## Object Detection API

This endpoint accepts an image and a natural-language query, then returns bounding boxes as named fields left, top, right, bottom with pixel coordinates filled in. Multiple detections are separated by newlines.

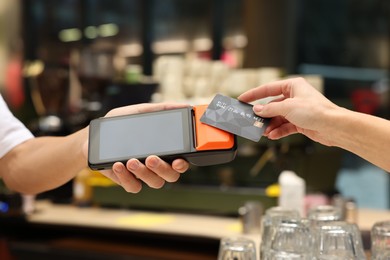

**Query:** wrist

left=324, top=106, right=362, bottom=149
left=320, top=106, right=351, bottom=147
left=70, top=127, right=89, bottom=169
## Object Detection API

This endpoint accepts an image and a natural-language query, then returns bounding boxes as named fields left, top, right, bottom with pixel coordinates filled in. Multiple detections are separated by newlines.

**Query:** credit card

left=200, top=94, right=269, bottom=142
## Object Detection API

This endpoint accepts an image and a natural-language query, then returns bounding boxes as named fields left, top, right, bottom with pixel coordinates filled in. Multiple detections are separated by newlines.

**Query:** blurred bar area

left=1, top=0, right=390, bottom=259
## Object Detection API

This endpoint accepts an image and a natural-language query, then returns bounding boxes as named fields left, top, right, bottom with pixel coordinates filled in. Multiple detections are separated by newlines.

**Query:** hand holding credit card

left=200, top=94, right=269, bottom=142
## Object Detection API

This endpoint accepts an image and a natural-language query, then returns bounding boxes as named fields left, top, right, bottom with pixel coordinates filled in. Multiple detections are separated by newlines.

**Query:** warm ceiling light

left=98, top=23, right=119, bottom=37
left=59, top=28, right=82, bottom=42
left=85, top=26, right=98, bottom=39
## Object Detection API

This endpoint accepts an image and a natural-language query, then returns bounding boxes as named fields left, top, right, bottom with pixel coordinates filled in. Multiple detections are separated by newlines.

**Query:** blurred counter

left=356, top=208, right=390, bottom=231
left=0, top=200, right=242, bottom=260
left=27, top=200, right=390, bottom=233
left=1, top=200, right=389, bottom=259
left=28, top=200, right=242, bottom=240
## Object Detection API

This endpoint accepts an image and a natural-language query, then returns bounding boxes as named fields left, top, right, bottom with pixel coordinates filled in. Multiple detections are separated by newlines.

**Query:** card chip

left=253, top=121, right=264, bottom=128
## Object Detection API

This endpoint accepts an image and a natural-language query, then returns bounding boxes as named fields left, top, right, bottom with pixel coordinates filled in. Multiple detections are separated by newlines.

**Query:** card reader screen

left=98, top=110, right=187, bottom=160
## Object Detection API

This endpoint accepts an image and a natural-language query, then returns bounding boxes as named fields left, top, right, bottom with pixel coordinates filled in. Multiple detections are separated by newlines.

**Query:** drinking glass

left=268, top=219, right=312, bottom=260
left=312, top=221, right=366, bottom=260
left=260, top=207, right=300, bottom=259
left=307, top=205, right=341, bottom=224
left=371, top=220, right=390, bottom=260
left=218, top=237, right=256, bottom=260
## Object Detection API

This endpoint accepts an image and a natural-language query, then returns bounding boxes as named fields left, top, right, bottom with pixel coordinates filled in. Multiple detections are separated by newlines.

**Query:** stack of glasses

left=259, top=205, right=366, bottom=259
left=218, top=205, right=390, bottom=260
left=218, top=205, right=390, bottom=259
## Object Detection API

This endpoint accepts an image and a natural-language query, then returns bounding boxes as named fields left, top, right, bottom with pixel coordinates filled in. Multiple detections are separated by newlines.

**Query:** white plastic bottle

left=278, top=170, right=306, bottom=217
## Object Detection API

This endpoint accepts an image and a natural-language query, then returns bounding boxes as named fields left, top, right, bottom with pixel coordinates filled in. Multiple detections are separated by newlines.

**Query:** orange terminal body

left=193, top=105, right=235, bottom=151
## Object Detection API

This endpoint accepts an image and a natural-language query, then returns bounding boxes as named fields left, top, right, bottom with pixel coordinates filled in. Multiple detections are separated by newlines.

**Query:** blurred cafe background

left=0, top=0, right=390, bottom=259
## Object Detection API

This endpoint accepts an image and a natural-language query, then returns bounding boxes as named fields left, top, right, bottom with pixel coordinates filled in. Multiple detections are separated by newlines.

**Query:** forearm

left=0, top=127, right=89, bottom=194
left=328, top=107, right=390, bottom=172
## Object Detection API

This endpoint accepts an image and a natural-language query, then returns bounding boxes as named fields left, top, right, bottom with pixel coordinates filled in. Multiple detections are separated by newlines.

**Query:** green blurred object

left=92, top=185, right=276, bottom=216
left=124, top=65, right=142, bottom=84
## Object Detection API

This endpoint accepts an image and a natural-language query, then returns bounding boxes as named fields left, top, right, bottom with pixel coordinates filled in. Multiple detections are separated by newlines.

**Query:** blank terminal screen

left=99, top=111, right=186, bottom=160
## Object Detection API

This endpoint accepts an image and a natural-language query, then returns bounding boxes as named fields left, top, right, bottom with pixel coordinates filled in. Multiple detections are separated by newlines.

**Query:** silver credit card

left=200, top=94, right=269, bottom=142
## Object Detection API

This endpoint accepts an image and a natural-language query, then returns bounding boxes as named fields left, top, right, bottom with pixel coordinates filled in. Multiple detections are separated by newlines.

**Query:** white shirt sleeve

left=0, top=94, right=34, bottom=158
